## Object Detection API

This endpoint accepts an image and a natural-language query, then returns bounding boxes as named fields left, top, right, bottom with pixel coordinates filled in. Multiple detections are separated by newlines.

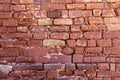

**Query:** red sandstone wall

left=0, top=0, right=120, bottom=80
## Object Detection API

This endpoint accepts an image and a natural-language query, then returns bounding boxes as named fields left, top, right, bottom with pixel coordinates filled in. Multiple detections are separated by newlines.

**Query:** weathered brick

left=113, top=39, right=120, bottom=46
left=69, top=10, right=92, bottom=18
left=67, top=40, right=76, bottom=47
left=59, top=69, right=73, bottom=76
left=50, top=26, right=69, bottom=32
left=67, top=4, right=85, bottom=10
left=16, top=56, right=34, bottom=63
left=48, top=47, right=61, bottom=53
left=14, top=33, right=32, bottom=39
left=75, top=0, right=102, bottom=2
left=103, top=32, right=120, bottom=39
left=27, top=40, right=42, bottom=46
left=38, top=18, right=52, bottom=25
left=0, top=0, right=11, bottom=3
left=87, top=3, right=104, bottom=9
left=30, top=26, right=48, bottom=33
left=81, top=25, right=106, bottom=31
left=12, top=5, right=26, bottom=11
left=27, top=4, right=40, bottom=10
left=62, top=47, right=73, bottom=55
left=106, top=24, right=120, bottom=31
left=51, top=0, right=72, bottom=4
left=17, top=26, right=28, bottom=32
left=75, top=47, right=84, bottom=54
left=61, top=10, right=68, bottom=18
left=88, top=40, right=96, bottom=47
left=89, top=17, right=103, bottom=24
left=85, top=47, right=102, bottom=54
left=19, top=19, right=37, bottom=26
left=33, top=32, right=47, bottom=39
left=116, top=8, right=120, bottom=16
left=74, top=70, right=85, bottom=76
left=102, top=9, right=116, bottom=17
left=3, top=19, right=18, bottom=27
left=71, top=25, right=81, bottom=32
left=104, top=18, right=120, bottom=24
left=73, top=54, right=83, bottom=63
left=34, top=10, right=47, bottom=18
left=65, top=63, right=76, bottom=70
left=51, top=33, right=69, bottom=40
left=74, top=18, right=84, bottom=24
left=50, top=4, right=65, bottom=10
left=48, top=10, right=61, bottom=18
left=106, top=0, right=120, bottom=2
left=19, top=12, right=33, bottom=19
left=50, top=55, right=71, bottom=63
left=93, top=9, right=102, bottom=16
left=54, top=19, right=73, bottom=25
left=0, top=12, right=12, bottom=18
left=0, top=4, right=11, bottom=12
left=84, top=32, right=102, bottom=39
left=97, top=39, right=112, bottom=47
left=91, top=56, right=106, bottom=62
left=104, top=47, right=120, bottom=55
left=98, top=63, right=109, bottom=71
left=47, top=70, right=59, bottom=78
left=76, top=39, right=87, bottom=47
left=70, top=33, right=83, bottom=39
left=20, top=0, right=34, bottom=4
left=43, top=39, right=65, bottom=47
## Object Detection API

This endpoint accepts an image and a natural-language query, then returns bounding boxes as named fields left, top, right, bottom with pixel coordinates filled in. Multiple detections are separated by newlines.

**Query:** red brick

left=61, top=10, right=68, bottom=18
left=106, top=24, right=120, bottom=31
left=16, top=56, right=34, bottom=63
left=34, top=10, right=47, bottom=18
left=67, top=4, right=85, bottom=10
left=19, top=12, right=33, bottom=19
left=50, top=26, right=69, bottom=32
left=81, top=25, right=106, bottom=31
left=97, top=39, right=112, bottom=47
left=104, top=18, right=120, bottom=24
left=48, top=47, right=61, bottom=53
left=109, top=3, right=120, bottom=8
left=51, top=33, right=69, bottom=40
left=0, top=12, right=12, bottom=18
left=74, top=18, right=84, bottom=25
left=14, top=33, right=32, bottom=39
left=75, top=0, right=102, bottom=2
left=113, top=39, right=120, bottom=46
left=102, top=9, right=116, bottom=17
left=17, top=26, right=28, bottom=32
left=114, top=78, right=120, bottom=80
left=51, top=0, right=72, bottom=4
left=88, top=40, right=96, bottom=47
left=84, top=57, right=91, bottom=62
left=84, top=32, right=102, bottom=39
left=27, top=47, right=47, bottom=57
left=93, top=9, right=102, bottom=17
left=12, top=5, right=26, bottom=11
left=74, top=70, right=85, bottom=76
left=8, top=27, right=17, bottom=33
left=30, top=26, right=48, bottom=33
left=27, top=40, right=42, bottom=46
left=89, top=17, right=103, bottom=24
left=91, top=56, right=106, bottom=62
left=3, top=19, right=18, bottom=27
left=70, top=32, right=83, bottom=39
left=0, top=4, right=11, bottom=11
left=65, top=63, right=76, bottom=70
left=69, top=10, right=92, bottom=18
left=107, top=58, right=120, bottom=63
left=11, top=0, right=19, bottom=4
left=50, top=4, right=65, bottom=10
left=71, top=25, right=81, bottom=32
left=37, top=71, right=46, bottom=78
left=33, top=32, right=47, bottom=39
left=44, top=63, right=65, bottom=70
left=47, top=70, right=59, bottom=78
left=0, top=27, right=7, bottom=33
left=104, top=47, right=120, bottom=55
left=34, top=57, right=50, bottom=63
left=106, top=0, right=120, bottom=2
left=60, top=69, right=73, bottom=76
left=50, top=55, right=71, bottom=63
left=54, top=19, right=73, bottom=25
left=38, top=18, right=52, bottom=26
left=67, top=40, right=76, bottom=47
left=62, top=47, right=73, bottom=55
left=87, top=3, right=104, bottom=9
left=85, top=47, right=102, bottom=54
left=76, top=39, right=87, bottom=47
left=103, top=32, right=120, bottom=39
left=73, top=54, right=83, bottom=63
left=75, top=47, right=84, bottom=54
left=20, top=0, right=34, bottom=4
left=93, top=78, right=102, bottom=80
left=98, top=63, right=109, bottom=71
left=48, top=10, right=61, bottom=18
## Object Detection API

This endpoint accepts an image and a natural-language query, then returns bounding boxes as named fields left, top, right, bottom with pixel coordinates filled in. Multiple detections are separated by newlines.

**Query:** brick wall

left=0, top=0, right=120, bottom=80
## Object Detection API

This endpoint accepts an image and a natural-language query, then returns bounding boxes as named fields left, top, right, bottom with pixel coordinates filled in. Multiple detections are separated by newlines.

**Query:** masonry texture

left=0, top=0, right=120, bottom=80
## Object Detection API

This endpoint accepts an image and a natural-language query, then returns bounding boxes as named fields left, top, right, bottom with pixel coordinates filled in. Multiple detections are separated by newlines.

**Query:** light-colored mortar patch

left=0, top=65, right=13, bottom=74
